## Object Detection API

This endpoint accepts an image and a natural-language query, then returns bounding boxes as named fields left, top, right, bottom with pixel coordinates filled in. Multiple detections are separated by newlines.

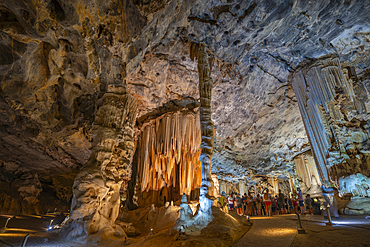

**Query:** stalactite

left=136, top=110, right=202, bottom=205
left=190, top=41, right=215, bottom=220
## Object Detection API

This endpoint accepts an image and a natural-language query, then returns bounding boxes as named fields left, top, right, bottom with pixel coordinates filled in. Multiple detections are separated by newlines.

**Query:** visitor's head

left=297, top=187, right=300, bottom=191
left=279, top=189, right=281, bottom=193
left=306, top=194, right=310, bottom=198
left=265, top=188, right=269, bottom=193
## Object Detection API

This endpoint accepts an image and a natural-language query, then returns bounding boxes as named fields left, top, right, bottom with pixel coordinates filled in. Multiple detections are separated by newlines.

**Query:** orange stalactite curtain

left=137, top=110, right=202, bottom=196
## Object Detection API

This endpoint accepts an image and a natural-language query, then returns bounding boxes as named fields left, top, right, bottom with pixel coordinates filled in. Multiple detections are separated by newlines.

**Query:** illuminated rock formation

left=64, top=91, right=138, bottom=241
left=293, top=57, right=370, bottom=181
left=294, top=151, right=322, bottom=191
left=293, top=56, right=370, bottom=213
left=136, top=110, right=202, bottom=206
left=190, top=41, right=215, bottom=222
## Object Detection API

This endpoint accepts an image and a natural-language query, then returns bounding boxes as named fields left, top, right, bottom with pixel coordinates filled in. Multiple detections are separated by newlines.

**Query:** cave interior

left=1, top=0, right=370, bottom=246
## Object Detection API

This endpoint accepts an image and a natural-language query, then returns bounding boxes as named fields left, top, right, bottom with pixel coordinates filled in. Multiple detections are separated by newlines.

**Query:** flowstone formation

left=294, top=151, right=322, bottom=191
left=293, top=56, right=370, bottom=213
left=62, top=91, right=138, bottom=242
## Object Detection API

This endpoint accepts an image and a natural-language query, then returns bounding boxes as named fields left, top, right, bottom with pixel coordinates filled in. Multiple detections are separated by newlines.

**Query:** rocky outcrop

left=63, top=91, right=137, bottom=241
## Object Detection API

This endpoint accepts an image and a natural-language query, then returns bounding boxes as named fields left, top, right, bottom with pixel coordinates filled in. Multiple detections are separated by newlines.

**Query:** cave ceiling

left=1, top=0, right=370, bottom=183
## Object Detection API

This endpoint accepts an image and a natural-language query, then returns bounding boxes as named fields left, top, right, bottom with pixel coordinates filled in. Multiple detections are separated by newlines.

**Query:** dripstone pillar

left=190, top=42, right=215, bottom=221
left=63, top=89, right=137, bottom=241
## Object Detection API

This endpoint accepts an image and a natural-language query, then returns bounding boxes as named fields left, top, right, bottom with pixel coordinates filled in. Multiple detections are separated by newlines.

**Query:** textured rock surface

left=1, top=0, right=370, bottom=215
left=190, top=41, right=215, bottom=221
left=62, top=91, right=137, bottom=241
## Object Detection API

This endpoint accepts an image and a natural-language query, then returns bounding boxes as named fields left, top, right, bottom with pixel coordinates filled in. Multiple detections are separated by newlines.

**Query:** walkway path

left=232, top=215, right=297, bottom=247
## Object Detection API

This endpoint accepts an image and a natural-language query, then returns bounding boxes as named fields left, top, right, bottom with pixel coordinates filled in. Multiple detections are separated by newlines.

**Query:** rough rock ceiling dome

left=1, top=0, right=370, bottom=189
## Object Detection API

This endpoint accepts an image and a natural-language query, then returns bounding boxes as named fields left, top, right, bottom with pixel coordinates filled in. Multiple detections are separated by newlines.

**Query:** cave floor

left=232, top=214, right=297, bottom=247
left=233, top=214, right=370, bottom=247
left=0, top=214, right=69, bottom=247
left=0, top=214, right=369, bottom=247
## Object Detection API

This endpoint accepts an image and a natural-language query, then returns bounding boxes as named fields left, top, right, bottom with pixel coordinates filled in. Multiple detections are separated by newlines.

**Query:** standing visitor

left=235, top=194, right=242, bottom=215
left=263, top=189, right=272, bottom=217
left=256, top=194, right=262, bottom=215
left=261, top=196, right=266, bottom=216
left=292, top=196, right=299, bottom=213
left=219, top=191, right=227, bottom=212
left=242, top=193, right=248, bottom=215
left=305, top=194, right=313, bottom=215
left=278, top=189, right=285, bottom=214
left=288, top=196, right=293, bottom=213
left=252, top=196, right=257, bottom=215
left=297, top=188, right=305, bottom=215
left=228, top=194, right=234, bottom=211
left=271, top=195, right=277, bottom=215
left=247, top=196, right=254, bottom=215
left=284, top=196, right=289, bottom=214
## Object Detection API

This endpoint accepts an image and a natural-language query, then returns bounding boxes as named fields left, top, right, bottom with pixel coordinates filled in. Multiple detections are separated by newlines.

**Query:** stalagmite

left=61, top=90, right=138, bottom=241
left=190, top=41, right=215, bottom=222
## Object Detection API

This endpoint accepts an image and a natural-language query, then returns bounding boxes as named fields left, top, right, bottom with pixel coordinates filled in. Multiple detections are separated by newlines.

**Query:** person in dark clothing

left=278, top=189, right=285, bottom=214
left=261, top=197, right=266, bottom=216
left=305, top=194, right=313, bottom=215
left=271, top=196, right=277, bottom=215
left=242, top=193, right=248, bottom=215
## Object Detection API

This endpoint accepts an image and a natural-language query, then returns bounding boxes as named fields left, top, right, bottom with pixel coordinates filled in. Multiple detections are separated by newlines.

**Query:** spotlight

left=48, top=219, right=54, bottom=231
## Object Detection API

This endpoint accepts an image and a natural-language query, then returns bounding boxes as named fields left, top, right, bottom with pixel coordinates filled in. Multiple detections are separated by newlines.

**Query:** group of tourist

left=218, top=187, right=321, bottom=217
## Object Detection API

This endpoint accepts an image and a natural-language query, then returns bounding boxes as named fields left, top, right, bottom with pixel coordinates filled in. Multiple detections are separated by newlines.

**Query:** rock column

left=190, top=42, right=214, bottom=219
left=65, top=90, right=137, bottom=240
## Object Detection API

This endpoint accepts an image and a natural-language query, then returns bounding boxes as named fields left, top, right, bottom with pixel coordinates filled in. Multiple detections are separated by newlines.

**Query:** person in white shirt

left=227, top=194, right=234, bottom=211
